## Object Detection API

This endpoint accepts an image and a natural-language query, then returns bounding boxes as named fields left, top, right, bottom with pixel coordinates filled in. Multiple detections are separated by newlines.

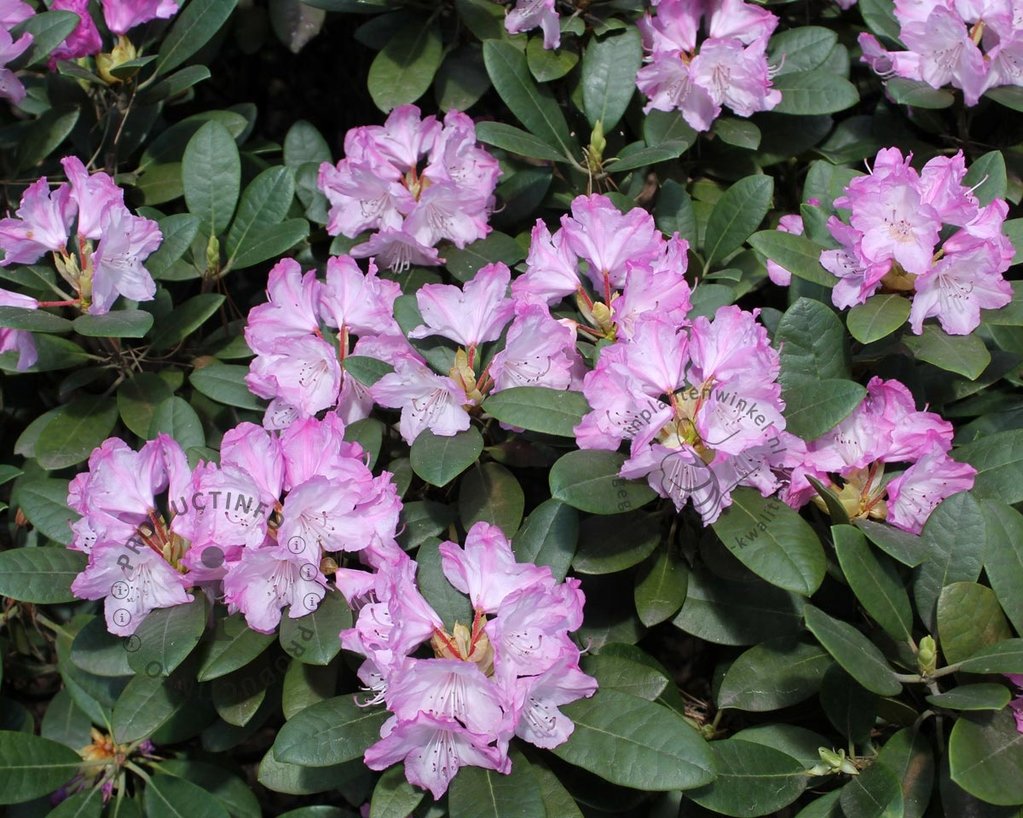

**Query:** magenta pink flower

left=320, top=255, right=401, bottom=338
left=0, top=25, right=32, bottom=105
left=886, top=451, right=976, bottom=533
left=0, top=0, right=32, bottom=27
left=371, top=358, right=473, bottom=444
left=488, top=302, right=582, bottom=392
left=49, top=0, right=103, bottom=65
left=0, top=178, right=75, bottom=265
left=101, top=0, right=179, bottom=35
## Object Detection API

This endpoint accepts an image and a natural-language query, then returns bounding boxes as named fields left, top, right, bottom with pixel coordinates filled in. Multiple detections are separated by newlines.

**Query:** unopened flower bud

left=97, top=35, right=138, bottom=85
left=918, top=635, right=937, bottom=676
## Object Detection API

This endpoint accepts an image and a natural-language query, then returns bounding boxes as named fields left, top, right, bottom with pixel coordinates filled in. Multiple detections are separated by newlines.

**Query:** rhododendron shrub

left=2, top=0, right=1023, bottom=815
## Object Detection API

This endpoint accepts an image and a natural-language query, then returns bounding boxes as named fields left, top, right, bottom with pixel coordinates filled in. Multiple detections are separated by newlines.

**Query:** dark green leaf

left=183, top=121, right=241, bottom=238
left=688, top=739, right=808, bottom=817
left=904, top=327, right=991, bottom=380
left=511, top=499, right=578, bottom=581
left=157, top=0, right=240, bottom=75
left=190, top=364, right=264, bottom=411
left=0, top=732, right=84, bottom=806
left=948, top=711, right=1023, bottom=806
left=981, top=500, right=1023, bottom=633
left=280, top=592, right=352, bottom=665
left=717, top=636, right=832, bottom=711
left=0, top=547, right=85, bottom=603
left=634, top=547, right=688, bottom=626
left=937, top=582, right=1012, bottom=665
left=703, top=175, right=773, bottom=268
left=448, top=752, right=546, bottom=818
left=482, top=387, right=589, bottom=437
left=272, top=696, right=389, bottom=766
left=847, top=295, right=911, bottom=344
left=197, top=614, right=275, bottom=682
left=127, top=596, right=207, bottom=677
left=367, top=19, right=443, bottom=113
left=926, top=684, right=1012, bottom=712
left=459, top=462, right=525, bottom=536
left=772, top=69, right=859, bottom=115
left=410, top=427, right=484, bottom=487
left=549, top=450, right=656, bottom=515
left=580, top=28, right=641, bottom=132
left=35, top=396, right=119, bottom=471
left=833, top=525, right=912, bottom=642
left=804, top=605, right=902, bottom=696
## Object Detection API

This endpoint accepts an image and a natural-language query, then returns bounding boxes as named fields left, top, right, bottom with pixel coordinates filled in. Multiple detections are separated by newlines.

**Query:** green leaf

left=127, top=596, right=207, bottom=677
left=912, top=492, right=984, bottom=631
left=144, top=775, right=231, bottom=818
left=712, top=118, right=761, bottom=150
left=482, top=387, right=590, bottom=437
left=46, top=788, right=103, bottom=818
left=137, top=65, right=212, bottom=104
left=0, top=547, right=86, bottom=603
left=157, top=0, right=240, bottom=76
left=937, top=582, right=1012, bottom=665
left=769, top=27, right=839, bottom=76
left=580, top=28, right=641, bottom=132
left=688, top=739, right=808, bottom=817
left=553, top=689, right=715, bottom=791
left=963, top=151, right=1007, bottom=206
left=416, top=538, right=473, bottom=627
left=533, top=763, right=583, bottom=818
left=410, top=427, right=484, bottom=487
left=549, top=450, right=656, bottom=515
left=731, top=724, right=831, bottom=769
left=212, top=659, right=270, bottom=727
left=342, top=356, right=393, bottom=387
left=840, top=761, right=904, bottom=818
left=904, top=326, right=991, bottom=380
left=981, top=500, right=1023, bottom=633
left=11, top=11, right=80, bottom=68
left=112, top=672, right=190, bottom=743
left=449, top=753, right=546, bottom=818
left=436, top=45, right=491, bottom=112
left=183, top=121, right=241, bottom=238
left=471, top=121, right=568, bottom=162
left=886, top=77, right=955, bottom=109
left=16, top=106, right=79, bottom=173
left=776, top=298, right=849, bottom=387
left=526, top=37, right=578, bottom=83
left=804, top=604, right=902, bottom=696
left=673, top=568, right=806, bottom=646
left=396, top=501, right=456, bottom=550
left=197, top=614, right=275, bottom=682
left=454, top=0, right=505, bottom=40
left=282, top=660, right=337, bottom=721
left=511, top=499, right=578, bottom=582
left=228, top=219, right=309, bottom=269
left=72, top=310, right=153, bottom=338
left=369, top=765, right=424, bottom=818
left=70, top=616, right=132, bottom=677
left=0, top=732, right=84, bottom=805
left=772, top=69, right=859, bottom=115
left=117, top=374, right=174, bottom=437
left=459, top=462, right=525, bottom=536
left=717, top=635, right=832, bottom=712
left=634, top=547, right=688, bottom=627
left=927, top=684, right=1012, bottom=712
left=875, top=727, right=934, bottom=818
left=847, top=295, right=911, bottom=343
left=149, top=397, right=205, bottom=450
left=149, top=293, right=225, bottom=352
left=443, top=232, right=526, bottom=282
left=0, top=306, right=72, bottom=333
left=703, top=175, right=774, bottom=268
left=749, top=230, right=834, bottom=288
left=986, top=85, right=1023, bottom=113
left=35, top=396, right=119, bottom=471
left=712, top=489, right=826, bottom=596
left=955, top=430, right=1023, bottom=504
left=190, top=364, right=265, bottom=411
left=949, top=710, right=1023, bottom=806
left=256, top=750, right=362, bottom=796
left=580, top=652, right=668, bottom=701
left=783, top=379, right=865, bottom=439
left=958, top=639, right=1023, bottom=674
left=833, top=525, right=912, bottom=642
left=855, top=518, right=927, bottom=567
left=272, top=696, right=389, bottom=766
left=820, top=665, right=879, bottom=743
left=367, top=18, right=443, bottom=113
left=483, top=39, right=575, bottom=160
left=607, top=142, right=691, bottom=173
left=12, top=478, right=75, bottom=544
left=279, top=592, right=351, bottom=666
left=574, top=511, right=661, bottom=575
left=226, top=166, right=296, bottom=263
left=155, top=759, right=262, bottom=818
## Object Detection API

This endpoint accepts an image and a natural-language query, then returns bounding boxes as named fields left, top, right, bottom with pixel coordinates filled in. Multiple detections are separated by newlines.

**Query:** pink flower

left=505, top=0, right=560, bottom=49
left=410, top=263, right=514, bottom=348
left=765, top=214, right=804, bottom=287
left=0, top=0, right=33, bottom=27
left=49, top=0, right=103, bottom=64
left=102, top=0, right=179, bottom=35
left=504, top=653, right=598, bottom=749
left=886, top=451, right=976, bottom=534
left=245, top=259, right=323, bottom=355
left=439, top=522, right=553, bottom=614
left=0, top=25, right=32, bottom=105
left=320, top=255, right=401, bottom=337
left=89, top=206, right=162, bottom=315
left=364, top=714, right=508, bottom=800
left=223, top=546, right=327, bottom=633
left=488, top=302, right=582, bottom=392
left=0, top=178, right=74, bottom=266
left=0, top=287, right=38, bottom=370
left=319, top=105, right=498, bottom=271
left=371, top=358, right=472, bottom=444
left=246, top=334, right=343, bottom=423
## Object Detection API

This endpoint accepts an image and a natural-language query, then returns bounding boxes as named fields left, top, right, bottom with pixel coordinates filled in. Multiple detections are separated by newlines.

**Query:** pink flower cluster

left=783, top=377, right=975, bottom=534
left=318, top=105, right=500, bottom=272
left=576, top=305, right=800, bottom=524
left=0, top=285, right=39, bottom=370
left=340, top=522, right=596, bottom=798
left=816, top=148, right=1013, bottom=334
left=0, top=0, right=33, bottom=105
left=245, top=253, right=583, bottom=444
left=504, top=0, right=560, bottom=49
left=859, top=0, right=1023, bottom=106
left=67, top=416, right=401, bottom=636
left=0, top=156, right=163, bottom=316
left=636, top=0, right=781, bottom=132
